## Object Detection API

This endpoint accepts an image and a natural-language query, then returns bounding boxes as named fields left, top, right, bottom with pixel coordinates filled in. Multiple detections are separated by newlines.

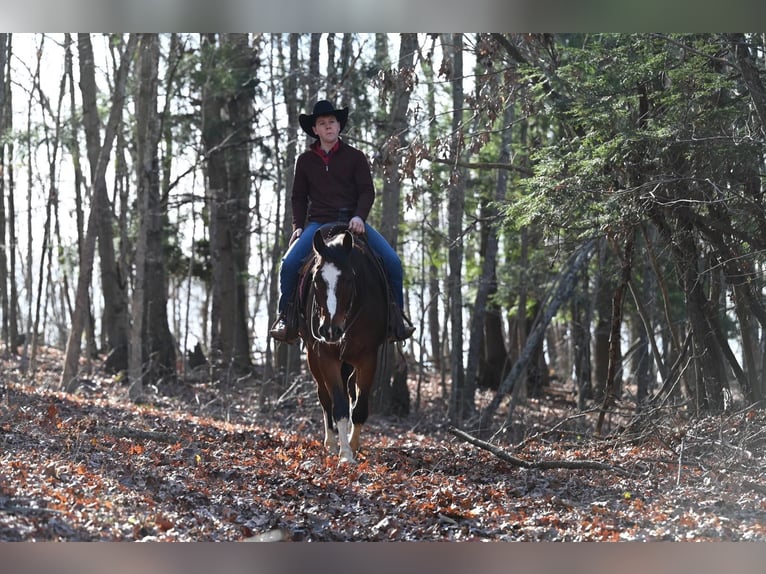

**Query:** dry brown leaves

left=1, top=347, right=764, bottom=541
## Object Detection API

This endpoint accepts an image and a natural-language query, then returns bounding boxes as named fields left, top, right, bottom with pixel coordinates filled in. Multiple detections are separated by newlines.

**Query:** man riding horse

left=269, top=99, right=414, bottom=345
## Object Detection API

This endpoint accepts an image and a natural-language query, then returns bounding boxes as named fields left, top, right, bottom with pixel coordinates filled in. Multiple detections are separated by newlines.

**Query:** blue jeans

left=278, top=222, right=404, bottom=312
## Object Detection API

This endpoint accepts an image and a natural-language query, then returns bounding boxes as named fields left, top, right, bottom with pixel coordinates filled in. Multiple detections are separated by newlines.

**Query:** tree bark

left=271, top=33, right=302, bottom=379
left=307, top=34, right=321, bottom=105
left=61, top=35, right=138, bottom=392
left=592, top=243, right=613, bottom=403
left=0, top=33, right=8, bottom=349
left=672, top=210, right=729, bottom=413
left=371, top=33, right=417, bottom=418
left=129, top=33, right=176, bottom=401
left=596, top=230, right=636, bottom=436
left=5, top=52, right=18, bottom=354
left=570, top=252, right=594, bottom=410
left=445, top=34, right=469, bottom=424
left=78, top=33, right=131, bottom=374
left=418, top=45, right=443, bottom=372
left=201, top=33, right=254, bottom=374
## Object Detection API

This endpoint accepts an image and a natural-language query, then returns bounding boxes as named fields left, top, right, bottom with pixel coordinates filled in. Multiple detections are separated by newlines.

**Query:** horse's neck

left=356, top=247, right=387, bottom=294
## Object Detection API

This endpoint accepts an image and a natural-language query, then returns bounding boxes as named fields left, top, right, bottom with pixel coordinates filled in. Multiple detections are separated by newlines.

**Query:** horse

left=297, top=224, right=389, bottom=463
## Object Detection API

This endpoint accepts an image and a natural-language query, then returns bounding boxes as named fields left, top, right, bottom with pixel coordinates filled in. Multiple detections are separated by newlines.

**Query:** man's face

left=312, top=114, right=340, bottom=144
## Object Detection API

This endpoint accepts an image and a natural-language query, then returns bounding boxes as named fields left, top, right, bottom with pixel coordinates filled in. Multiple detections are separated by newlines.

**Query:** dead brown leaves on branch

left=1, top=347, right=765, bottom=541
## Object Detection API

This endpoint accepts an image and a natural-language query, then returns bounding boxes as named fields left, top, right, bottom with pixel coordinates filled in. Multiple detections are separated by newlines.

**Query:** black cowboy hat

left=299, top=100, right=349, bottom=138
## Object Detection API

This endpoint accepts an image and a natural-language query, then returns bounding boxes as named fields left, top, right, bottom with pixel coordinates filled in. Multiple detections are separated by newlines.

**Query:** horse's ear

left=313, top=229, right=326, bottom=255
left=342, top=230, right=354, bottom=253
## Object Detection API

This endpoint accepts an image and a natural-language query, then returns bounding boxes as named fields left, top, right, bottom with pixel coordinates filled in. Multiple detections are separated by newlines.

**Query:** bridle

left=309, top=263, right=361, bottom=345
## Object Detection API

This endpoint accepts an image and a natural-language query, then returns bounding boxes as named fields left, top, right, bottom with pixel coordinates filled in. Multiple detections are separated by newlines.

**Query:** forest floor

left=1, top=346, right=765, bottom=542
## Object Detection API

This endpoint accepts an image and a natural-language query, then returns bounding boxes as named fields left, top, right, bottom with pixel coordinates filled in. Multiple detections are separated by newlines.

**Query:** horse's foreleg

left=309, top=352, right=354, bottom=463
left=318, top=385, right=338, bottom=451
left=349, top=358, right=376, bottom=453
left=330, top=384, right=355, bottom=463
left=335, top=418, right=354, bottom=463
left=308, top=352, right=338, bottom=451
left=322, top=405, right=338, bottom=451
left=342, top=363, right=362, bottom=452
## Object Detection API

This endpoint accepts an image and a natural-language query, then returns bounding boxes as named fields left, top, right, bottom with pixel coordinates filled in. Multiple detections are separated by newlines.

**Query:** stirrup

left=269, top=315, right=299, bottom=344
left=389, top=311, right=415, bottom=342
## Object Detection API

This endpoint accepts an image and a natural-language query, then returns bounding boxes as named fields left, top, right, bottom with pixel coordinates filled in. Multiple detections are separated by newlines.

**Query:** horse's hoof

left=338, top=452, right=356, bottom=464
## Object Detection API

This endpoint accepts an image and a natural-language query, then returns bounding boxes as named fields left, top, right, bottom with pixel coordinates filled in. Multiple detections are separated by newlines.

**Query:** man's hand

left=348, top=216, right=365, bottom=234
left=289, top=228, right=302, bottom=246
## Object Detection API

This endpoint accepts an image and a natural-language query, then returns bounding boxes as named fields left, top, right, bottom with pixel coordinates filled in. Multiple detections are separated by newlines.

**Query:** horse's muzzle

left=318, top=323, right=345, bottom=343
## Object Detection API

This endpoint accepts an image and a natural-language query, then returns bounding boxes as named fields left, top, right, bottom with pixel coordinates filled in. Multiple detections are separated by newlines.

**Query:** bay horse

left=297, top=224, right=389, bottom=463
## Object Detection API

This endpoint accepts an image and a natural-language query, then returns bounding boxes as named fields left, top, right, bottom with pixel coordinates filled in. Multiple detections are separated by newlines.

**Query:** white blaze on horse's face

left=321, top=262, right=342, bottom=320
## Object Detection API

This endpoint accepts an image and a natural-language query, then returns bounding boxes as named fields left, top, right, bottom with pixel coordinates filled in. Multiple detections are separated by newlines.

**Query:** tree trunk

left=30, top=45, right=67, bottom=376
left=466, top=101, right=513, bottom=396
left=307, top=34, right=321, bottom=104
left=445, top=34, right=469, bottom=424
left=338, top=34, right=354, bottom=106
left=271, top=33, right=302, bottom=379
left=371, top=33, right=417, bottom=418
left=0, top=33, right=8, bottom=350
left=570, top=262, right=593, bottom=409
left=673, top=212, right=728, bottom=413
left=479, top=239, right=597, bottom=435
left=1, top=36, right=18, bottom=354
left=686, top=210, right=766, bottom=403
left=62, top=34, right=97, bottom=360
left=595, top=230, right=636, bottom=435
left=201, top=33, right=254, bottom=374
left=592, top=242, right=613, bottom=403
left=642, top=223, right=688, bottom=400
left=325, top=34, right=338, bottom=101
left=78, top=33, right=131, bottom=374
left=21, top=40, right=42, bottom=365
left=61, top=35, right=138, bottom=392
left=129, top=33, right=176, bottom=400
left=419, top=45, right=442, bottom=372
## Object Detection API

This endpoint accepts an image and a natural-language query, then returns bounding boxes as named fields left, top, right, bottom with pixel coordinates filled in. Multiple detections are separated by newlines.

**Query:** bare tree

left=200, top=33, right=256, bottom=374
left=306, top=34, right=321, bottom=105
left=0, top=33, right=9, bottom=350
left=78, top=33, right=132, bottom=374
left=269, top=33, right=302, bottom=379
left=3, top=35, right=18, bottom=354
left=371, top=33, right=418, bottom=417
left=129, top=33, right=176, bottom=401
left=61, top=35, right=138, bottom=392
left=417, top=39, right=443, bottom=376
left=445, top=34, right=469, bottom=423
left=29, top=35, right=68, bottom=376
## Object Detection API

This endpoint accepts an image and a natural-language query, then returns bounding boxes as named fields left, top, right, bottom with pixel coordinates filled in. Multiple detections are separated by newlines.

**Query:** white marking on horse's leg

left=323, top=416, right=338, bottom=451
left=350, top=423, right=363, bottom=452
left=320, top=263, right=341, bottom=319
left=335, top=418, right=355, bottom=464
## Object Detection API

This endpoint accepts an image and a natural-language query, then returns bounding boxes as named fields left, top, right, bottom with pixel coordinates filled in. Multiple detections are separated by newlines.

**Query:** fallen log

left=448, top=426, right=633, bottom=477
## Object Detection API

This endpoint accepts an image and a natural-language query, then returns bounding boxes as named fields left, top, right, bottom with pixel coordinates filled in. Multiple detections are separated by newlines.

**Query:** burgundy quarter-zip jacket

left=290, top=139, right=375, bottom=232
